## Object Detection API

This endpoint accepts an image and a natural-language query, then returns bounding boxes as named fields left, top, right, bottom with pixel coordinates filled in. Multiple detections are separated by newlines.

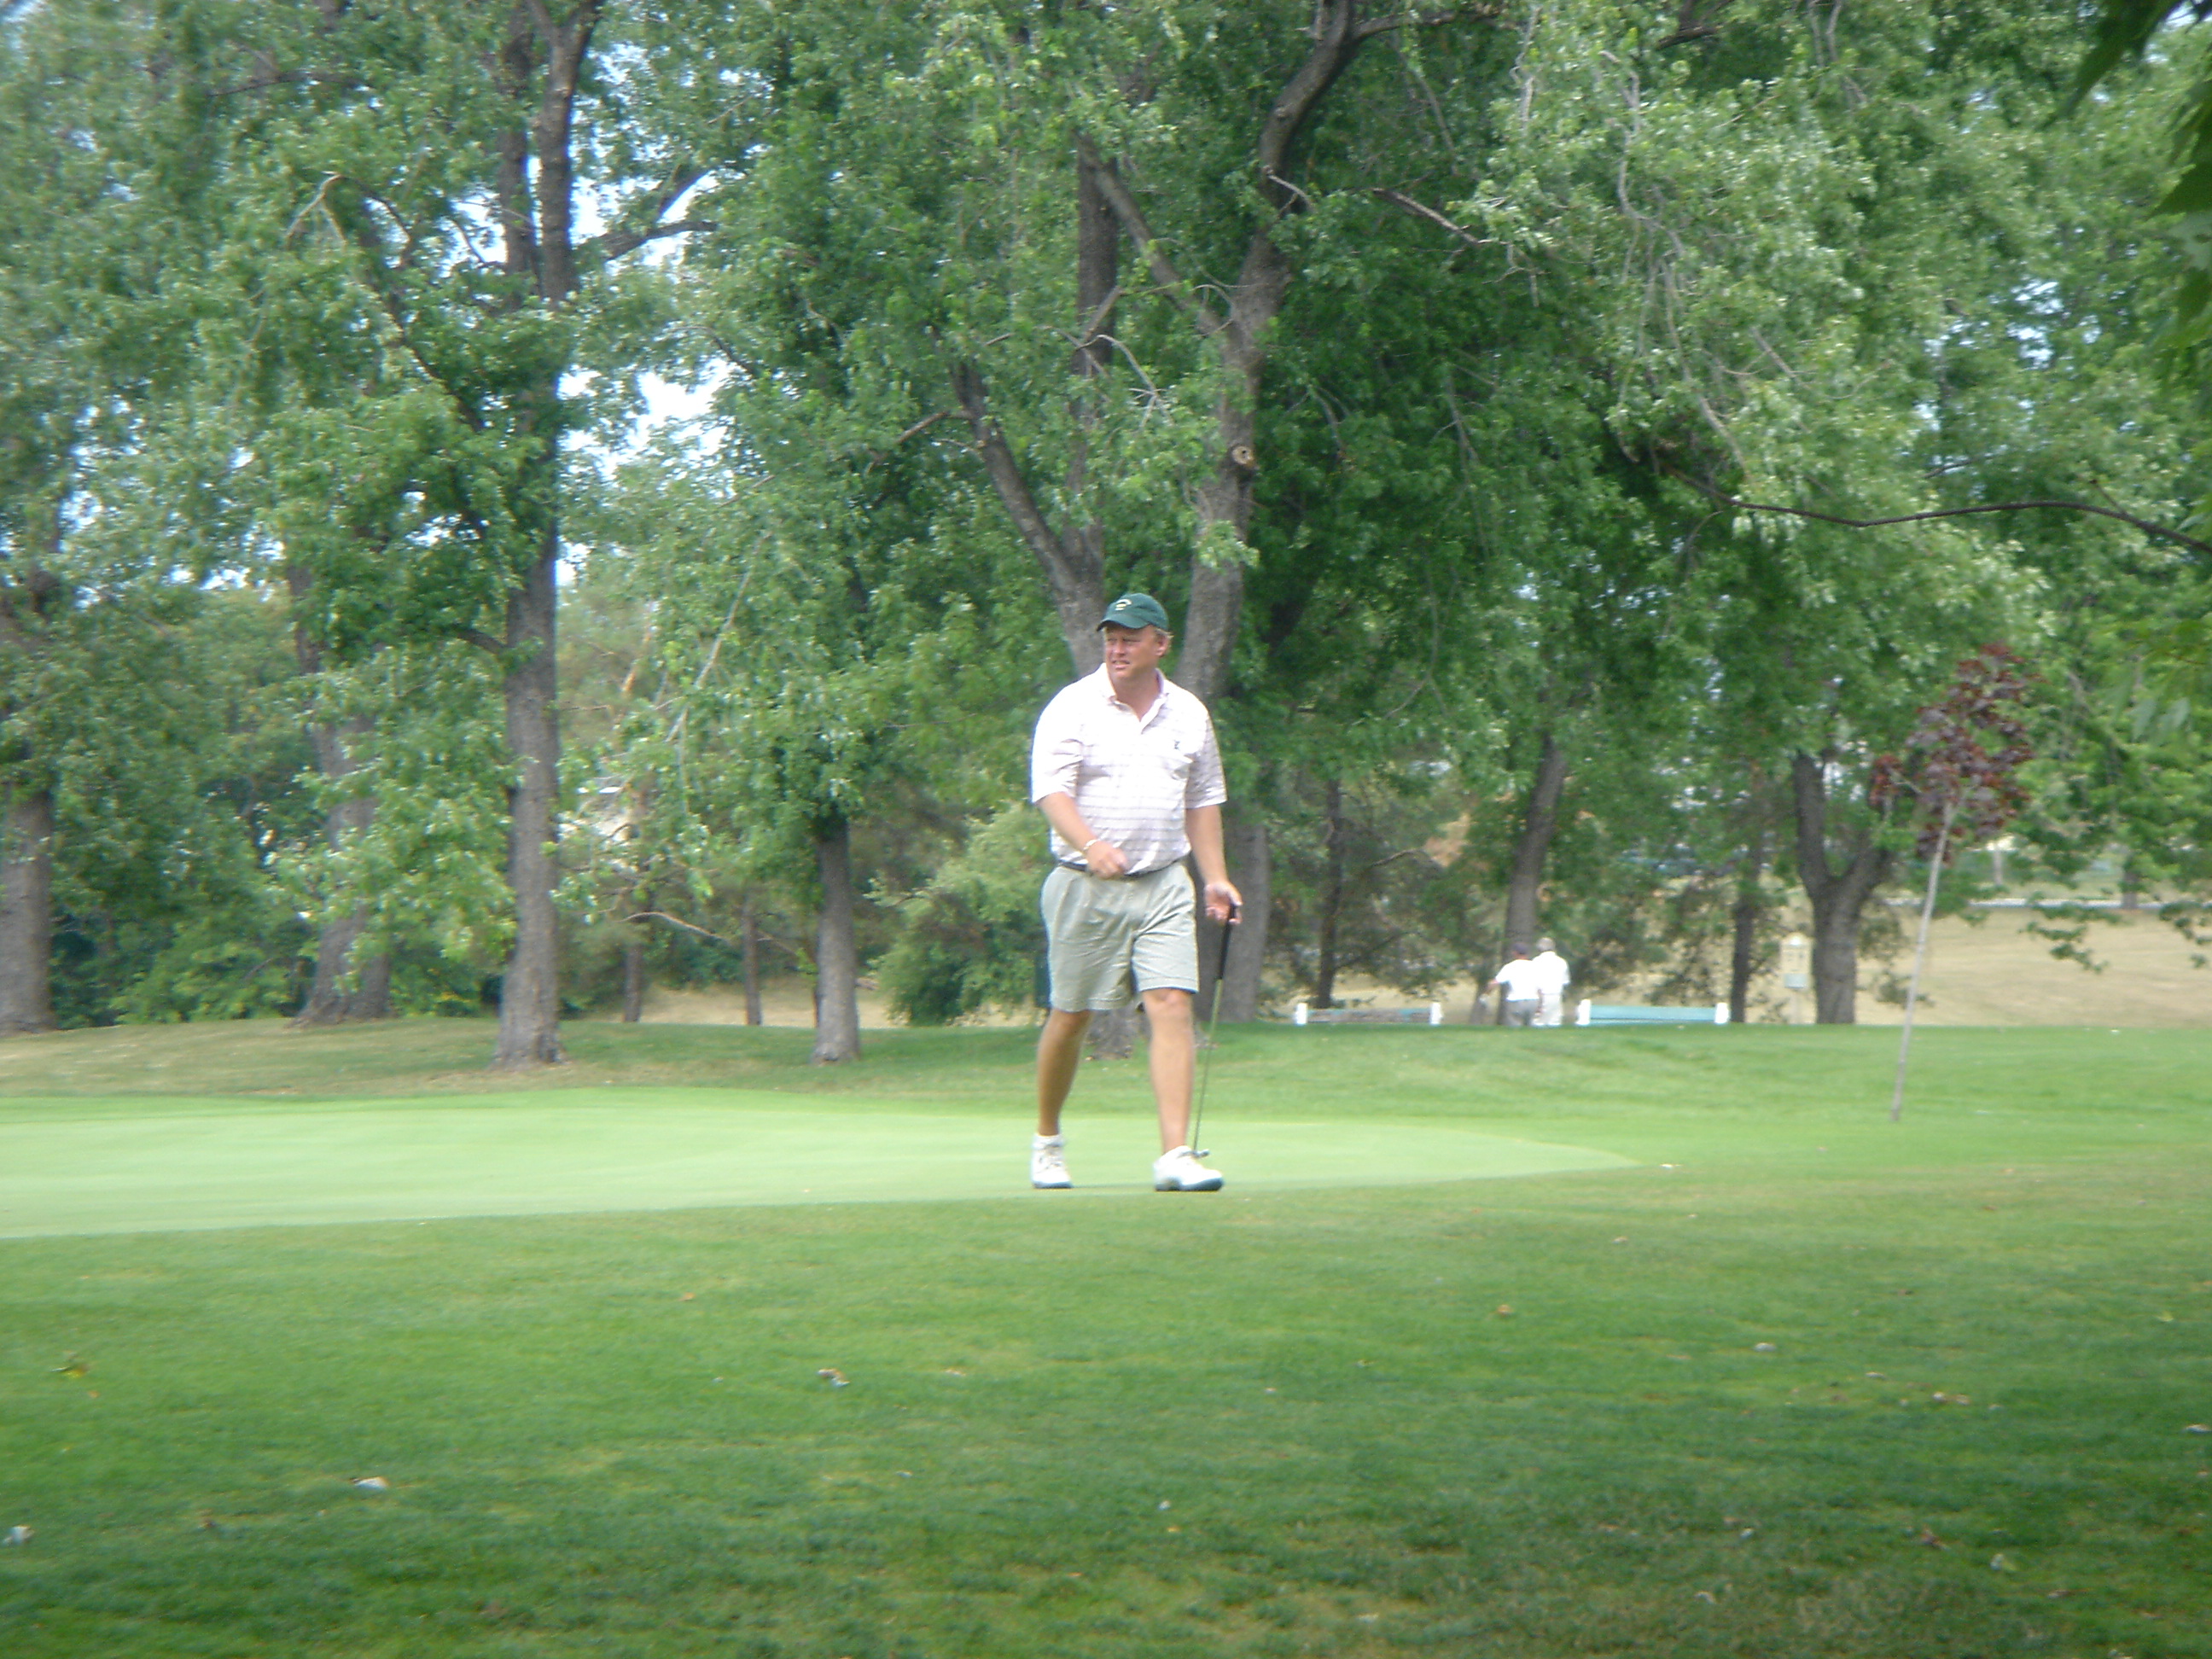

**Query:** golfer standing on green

left=1029, top=592, right=1241, bottom=1192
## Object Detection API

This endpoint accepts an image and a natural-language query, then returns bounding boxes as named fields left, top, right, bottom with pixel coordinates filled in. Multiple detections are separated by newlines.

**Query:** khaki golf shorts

left=1041, top=862, right=1199, bottom=1012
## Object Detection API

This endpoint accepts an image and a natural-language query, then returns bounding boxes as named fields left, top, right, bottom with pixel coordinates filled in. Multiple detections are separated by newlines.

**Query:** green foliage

left=45, top=592, right=321, bottom=1026
left=2069, top=3, right=2212, bottom=725
left=3, top=0, right=2207, bottom=1035
left=2075, top=3, right=2212, bottom=319
left=278, top=644, right=514, bottom=977
left=877, top=803, right=1049, bottom=1025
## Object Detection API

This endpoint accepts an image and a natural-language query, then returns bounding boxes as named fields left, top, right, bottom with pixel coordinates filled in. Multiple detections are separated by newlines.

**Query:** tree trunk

left=297, top=894, right=393, bottom=1025
left=1791, top=752, right=1893, bottom=1025
left=976, top=13, right=1419, bottom=1024
left=288, top=572, right=391, bottom=1026
left=1167, top=236, right=1273, bottom=706
left=1083, top=0, right=1388, bottom=699
left=620, top=923, right=646, bottom=1023
left=1312, top=777, right=1348, bottom=1008
left=487, top=3, right=600, bottom=1068
left=1086, top=1004, right=1142, bottom=1060
left=1727, top=887, right=1761, bottom=1026
left=1727, top=825, right=1769, bottom=1026
left=493, top=546, right=567, bottom=1067
left=294, top=737, right=388, bottom=1023
left=741, top=891, right=764, bottom=1027
left=351, top=951, right=392, bottom=1021
left=0, top=504, right=65, bottom=1035
left=1177, top=351, right=1260, bottom=705
left=1217, top=812, right=1271, bottom=1022
left=1503, top=732, right=1569, bottom=951
left=811, top=814, right=862, bottom=1063
left=1809, top=910, right=1862, bottom=1023
left=1082, top=12, right=1410, bottom=1011
left=0, top=783, right=55, bottom=1034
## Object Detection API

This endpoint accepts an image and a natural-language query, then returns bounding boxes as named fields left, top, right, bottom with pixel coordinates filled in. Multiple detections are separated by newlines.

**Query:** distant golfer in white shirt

left=1028, top=592, right=1242, bottom=1193
left=1488, top=944, right=1542, bottom=1027
left=1529, top=936, right=1571, bottom=1027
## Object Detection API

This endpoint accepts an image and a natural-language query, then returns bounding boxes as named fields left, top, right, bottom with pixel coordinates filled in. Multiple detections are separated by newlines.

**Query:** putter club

left=1190, top=901, right=1237, bottom=1159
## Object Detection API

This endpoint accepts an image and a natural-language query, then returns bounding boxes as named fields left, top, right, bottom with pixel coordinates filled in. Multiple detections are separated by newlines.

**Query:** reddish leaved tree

left=1871, top=645, right=2035, bottom=1120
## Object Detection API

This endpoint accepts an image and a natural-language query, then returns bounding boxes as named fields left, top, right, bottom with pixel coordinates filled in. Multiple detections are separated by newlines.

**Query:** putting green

left=0, top=1088, right=1633, bottom=1237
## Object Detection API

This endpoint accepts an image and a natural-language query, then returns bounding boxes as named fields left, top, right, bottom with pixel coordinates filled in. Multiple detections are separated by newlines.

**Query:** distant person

left=1487, top=944, right=1541, bottom=1027
left=1028, top=592, right=1241, bottom=1194
left=1529, top=936, right=1571, bottom=1027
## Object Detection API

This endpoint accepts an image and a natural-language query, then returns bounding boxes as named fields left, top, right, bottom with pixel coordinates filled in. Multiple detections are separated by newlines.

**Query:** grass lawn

left=1, top=1019, right=2208, bottom=1656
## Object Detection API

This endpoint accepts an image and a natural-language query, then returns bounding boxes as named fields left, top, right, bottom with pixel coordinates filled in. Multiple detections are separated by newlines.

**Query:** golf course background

left=3, top=1019, right=2207, bottom=1656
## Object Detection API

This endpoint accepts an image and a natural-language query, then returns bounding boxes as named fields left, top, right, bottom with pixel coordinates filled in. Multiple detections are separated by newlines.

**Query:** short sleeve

left=1184, top=715, right=1227, bottom=810
left=1030, top=690, right=1085, bottom=803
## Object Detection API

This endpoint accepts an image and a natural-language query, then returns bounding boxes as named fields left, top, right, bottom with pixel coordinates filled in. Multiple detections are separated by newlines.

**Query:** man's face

left=1101, top=623, right=1170, bottom=678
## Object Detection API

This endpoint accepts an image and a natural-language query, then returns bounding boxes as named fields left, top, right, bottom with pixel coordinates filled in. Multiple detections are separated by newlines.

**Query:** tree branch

left=1790, top=751, right=1838, bottom=902
left=951, top=364, right=1105, bottom=656
left=1074, top=135, right=1221, bottom=333
left=209, top=67, right=363, bottom=98
left=1260, top=5, right=1500, bottom=224
left=594, top=218, right=719, bottom=261
left=1260, top=3, right=1368, bottom=195
left=1672, top=474, right=2212, bottom=560
left=529, top=0, right=604, bottom=306
left=1654, top=0, right=1738, bottom=49
left=1074, top=282, right=1123, bottom=358
left=1370, top=187, right=1497, bottom=248
left=951, top=364, right=1067, bottom=572
left=586, top=164, right=713, bottom=262
left=866, top=410, right=953, bottom=468
left=627, top=910, right=736, bottom=948
left=322, top=200, right=491, bottom=434
left=1353, top=4, right=1501, bottom=42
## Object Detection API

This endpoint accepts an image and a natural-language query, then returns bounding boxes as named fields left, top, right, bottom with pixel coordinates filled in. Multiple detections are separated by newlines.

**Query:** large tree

left=0, top=0, right=248, bottom=1031
left=202, top=0, right=743, bottom=1062
left=662, top=3, right=1529, bottom=1021
left=1433, top=0, right=2178, bottom=1016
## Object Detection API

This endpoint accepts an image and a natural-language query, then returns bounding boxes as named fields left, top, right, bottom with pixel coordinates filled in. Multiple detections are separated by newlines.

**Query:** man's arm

left=1039, top=792, right=1129, bottom=878
left=1033, top=690, right=1129, bottom=877
left=1185, top=803, right=1242, bottom=923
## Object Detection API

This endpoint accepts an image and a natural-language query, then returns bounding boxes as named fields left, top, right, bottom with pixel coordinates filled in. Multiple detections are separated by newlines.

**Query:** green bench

left=1290, top=1002, right=1445, bottom=1026
left=1575, top=999, right=1731, bottom=1026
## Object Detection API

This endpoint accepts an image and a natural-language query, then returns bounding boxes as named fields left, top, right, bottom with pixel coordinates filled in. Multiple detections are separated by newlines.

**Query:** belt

left=1057, top=860, right=1173, bottom=878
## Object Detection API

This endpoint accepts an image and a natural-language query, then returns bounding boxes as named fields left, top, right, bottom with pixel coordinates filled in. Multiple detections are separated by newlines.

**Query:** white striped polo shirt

left=1029, top=667, right=1227, bottom=875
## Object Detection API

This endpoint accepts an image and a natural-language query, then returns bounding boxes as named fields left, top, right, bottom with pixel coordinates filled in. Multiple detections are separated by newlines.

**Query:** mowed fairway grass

left=1, top=1021, right=2208, bottom=1657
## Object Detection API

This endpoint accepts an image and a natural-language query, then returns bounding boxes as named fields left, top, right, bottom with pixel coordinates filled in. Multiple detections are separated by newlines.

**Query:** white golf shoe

left=1151, top=1146, right=1224, bottom=1192
left=1031, top=1135, right=1071, bottom=1189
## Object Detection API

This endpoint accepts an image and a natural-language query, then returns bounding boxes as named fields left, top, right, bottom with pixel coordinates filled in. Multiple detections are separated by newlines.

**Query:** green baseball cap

left=1097, top=591, right=1173, bottom=632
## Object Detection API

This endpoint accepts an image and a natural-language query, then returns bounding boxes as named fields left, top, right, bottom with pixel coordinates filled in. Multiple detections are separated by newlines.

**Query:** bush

left=879, top=804, right=1048, bottom=1025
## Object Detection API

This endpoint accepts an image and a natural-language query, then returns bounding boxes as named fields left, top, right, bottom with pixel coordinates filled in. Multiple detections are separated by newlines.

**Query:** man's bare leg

left=1035, top=1008, right=1091, bottom=1137
left=1142, top=987, right=1196, bottom=1152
